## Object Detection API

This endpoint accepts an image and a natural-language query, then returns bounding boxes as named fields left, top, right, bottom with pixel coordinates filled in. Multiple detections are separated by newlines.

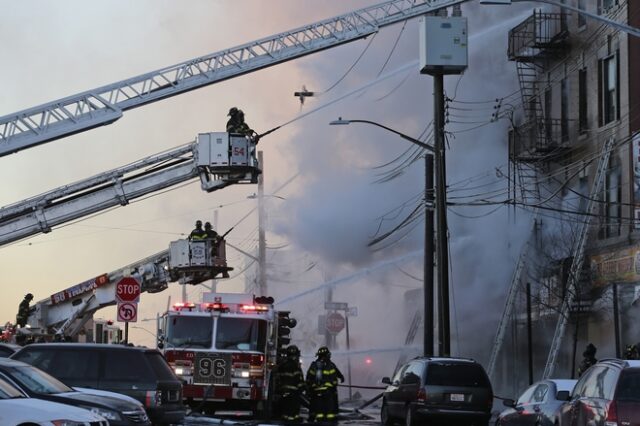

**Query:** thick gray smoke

left=259, top=2, right=540, bottom=399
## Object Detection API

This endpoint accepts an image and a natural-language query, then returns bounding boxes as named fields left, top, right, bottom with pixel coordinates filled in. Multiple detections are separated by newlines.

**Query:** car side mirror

left=503, top=398, right=516, bottom=408
left=556, top=390, right=571, bottom=401
left=382, top=377, right=392, bottom=385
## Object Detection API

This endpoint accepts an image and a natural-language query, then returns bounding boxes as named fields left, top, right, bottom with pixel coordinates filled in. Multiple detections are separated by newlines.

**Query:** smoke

left=255, top=2, right=540, bottom=395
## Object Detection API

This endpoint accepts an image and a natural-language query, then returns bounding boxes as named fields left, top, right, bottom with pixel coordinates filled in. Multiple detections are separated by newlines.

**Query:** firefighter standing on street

left=306, top=346, right=344, bottom=424
left=16, top=293, right=34, bottom=328
left=577, top=343, right=598, bottom=377
left=277, top=345, right=305, bottom=422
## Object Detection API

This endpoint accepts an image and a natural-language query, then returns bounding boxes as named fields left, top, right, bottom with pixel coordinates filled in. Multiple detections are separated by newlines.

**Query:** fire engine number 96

left=198, top=357, right=226, bottom=378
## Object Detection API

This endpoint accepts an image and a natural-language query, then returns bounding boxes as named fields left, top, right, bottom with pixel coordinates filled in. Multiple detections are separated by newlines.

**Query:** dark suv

left=557, top=358, right=640, bottom=426
left=11, top=343, right=185, bottom=425
left=381, top=357, right=493, bottom=426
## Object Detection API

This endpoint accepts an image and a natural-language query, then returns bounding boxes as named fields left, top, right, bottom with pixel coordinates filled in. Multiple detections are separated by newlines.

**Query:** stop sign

left=116, top=277, right=141, bottom=303
left=326, top=312, right=345, bottom=334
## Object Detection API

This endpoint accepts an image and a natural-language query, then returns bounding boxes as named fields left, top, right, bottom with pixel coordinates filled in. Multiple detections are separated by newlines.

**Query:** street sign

left=324, top=302, right=348, bottom=310
left=326, top=312, right=345, bottom=334
left=116, top=277, right=141, bottom=303
left=117, top=302, right=138, bottom=323
left=347, top=306, right=358, bottom=317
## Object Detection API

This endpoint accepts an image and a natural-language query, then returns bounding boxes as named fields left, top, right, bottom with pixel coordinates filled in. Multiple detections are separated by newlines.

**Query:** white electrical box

left=419, top=16, right=468, bottom=75
left=197, top=132, right=229, bottom=167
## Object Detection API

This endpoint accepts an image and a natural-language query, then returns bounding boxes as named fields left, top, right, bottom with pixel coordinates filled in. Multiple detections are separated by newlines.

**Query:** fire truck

left=158, top=292, right=296, bottom=416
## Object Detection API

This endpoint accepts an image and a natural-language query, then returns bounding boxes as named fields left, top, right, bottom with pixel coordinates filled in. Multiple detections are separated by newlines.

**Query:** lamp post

left=330, top=118, right=436, bottom=357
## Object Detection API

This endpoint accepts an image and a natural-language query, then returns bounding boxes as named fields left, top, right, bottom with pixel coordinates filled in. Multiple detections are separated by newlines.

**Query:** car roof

left=14, top=343, right=154, bottom=352
left=0, top=358, right=31, bottom=368
left=597, top=358, right=640, bottom=369
left=548, top=379, right=577, bottom=392
left=412, top=356, right=478, bottom=363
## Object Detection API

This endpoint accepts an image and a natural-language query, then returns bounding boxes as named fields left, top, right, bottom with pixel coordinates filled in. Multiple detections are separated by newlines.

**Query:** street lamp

left=330, top=118, right=436, bottom=357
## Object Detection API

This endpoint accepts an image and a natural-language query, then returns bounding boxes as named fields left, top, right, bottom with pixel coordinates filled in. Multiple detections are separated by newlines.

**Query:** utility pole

left=419, top=12, right=467, bottom=356
left=424, top=154, right=434, bottom=357
left=258, top=150, right=267, bottom=296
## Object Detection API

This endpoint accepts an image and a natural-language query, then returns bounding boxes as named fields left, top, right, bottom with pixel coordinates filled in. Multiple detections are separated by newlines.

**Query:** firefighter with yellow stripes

left=277, top=345, right=305, bottom=422
left=306, top=346, right=344, bottom=424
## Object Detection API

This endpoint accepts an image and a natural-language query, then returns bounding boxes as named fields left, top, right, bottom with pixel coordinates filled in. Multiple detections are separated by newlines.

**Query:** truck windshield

left=166, top=316, right=213, bottom=348
left=215, top=317, right=267, bottom=351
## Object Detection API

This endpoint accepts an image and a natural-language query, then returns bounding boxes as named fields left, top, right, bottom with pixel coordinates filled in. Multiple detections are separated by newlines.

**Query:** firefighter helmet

left=25, top=293, right=33, bottom=300
left=195, top=220, right=202, bottom=227
left=316, top=346, right=331, bottom=358
left=228, top=107, right=239, bottom=117
left=205, top=222, right=212, bottom=230
left=287, top=345, right=301, bottom=357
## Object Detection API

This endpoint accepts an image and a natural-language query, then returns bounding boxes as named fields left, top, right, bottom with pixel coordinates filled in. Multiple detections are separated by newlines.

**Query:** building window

left=599, top=0, right=618, bottom=15
left=578, top=69, right=587, bottom=133
left=599, top=154, right=621, bottom=239
left=599, top=53, right=619, bottom=126
left=578, top=0, right=586, bottom=28
left=545, top=87, right=552, bottom=143
left=561, top=78, right=568, bottom=142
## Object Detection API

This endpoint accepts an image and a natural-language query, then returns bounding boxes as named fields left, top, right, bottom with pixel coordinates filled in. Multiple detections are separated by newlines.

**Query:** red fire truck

left=158, top=293, right=296, bottom=416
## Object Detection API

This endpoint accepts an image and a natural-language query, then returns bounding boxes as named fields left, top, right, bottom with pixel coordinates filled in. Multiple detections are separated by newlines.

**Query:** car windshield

left=166, top=316, right=213, bottom=348
left=215, top=317, right=267, bottom=351
left=0, top=378, right=25, bottom=399
left=145, top=352, right=178, bottom=381
left=426, top=363, right=490, bottom=387
left=8, top=365, right=73, bottom=394
left=617, top=370, right=640, bottom=401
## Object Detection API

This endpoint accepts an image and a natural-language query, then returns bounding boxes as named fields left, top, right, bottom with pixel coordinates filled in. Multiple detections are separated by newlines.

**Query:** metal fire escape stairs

left=542, top=137, right=616, bottom=379
left=487, top=210, right=539, bottom=379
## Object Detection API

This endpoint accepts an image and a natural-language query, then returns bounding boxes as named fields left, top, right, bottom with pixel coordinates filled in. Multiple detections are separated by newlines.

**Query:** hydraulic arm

left=0, top=0, right=464, bottom=157
left=0, top=132, right=258, bottom=246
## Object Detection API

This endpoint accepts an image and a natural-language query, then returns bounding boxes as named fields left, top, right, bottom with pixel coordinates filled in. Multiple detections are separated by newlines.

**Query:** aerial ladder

left=486, top=210, right=539, bottom=379
left=541, top=137, right=615, bottom=379
left=0, top=0, right=466, bottom=157
left=0, top=132, right=258, bottom=246
left=27, top=234, right=230, bottom=338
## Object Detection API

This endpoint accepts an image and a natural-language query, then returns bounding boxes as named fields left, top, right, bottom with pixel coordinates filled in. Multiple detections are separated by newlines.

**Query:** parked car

left=497, top=379, right=577, bottom=426
left=0, top=357, right=150, bottom=425
left=557, top=358, right=640, bottom=426
left=0, top=342, right=20, bottom=357
left=12, top=343, right=185, bottom=425
left=381, top=356, right=493, bottom=426
left=0, top=375, right=108, bottom=425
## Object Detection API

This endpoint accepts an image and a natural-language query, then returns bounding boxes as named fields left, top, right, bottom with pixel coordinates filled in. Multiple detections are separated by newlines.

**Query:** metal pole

left=425, top=153, right=434, bottom=356
left=434, top=73, right=450, bottom=356
left=346, top=311, right=353, bottom=400
left=258, top=150, right=267, bottom=296
left=526, top=282, right=533, bottom=385
left=613, top=282, right=621, bottom=358
left=124, top=322, right=129, bottom=345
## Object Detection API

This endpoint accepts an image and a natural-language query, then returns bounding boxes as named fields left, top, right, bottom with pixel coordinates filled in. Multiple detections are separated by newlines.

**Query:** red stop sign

left=116, top=277, right=141, bottom=302
left=326, top=312, right=345, bottom=334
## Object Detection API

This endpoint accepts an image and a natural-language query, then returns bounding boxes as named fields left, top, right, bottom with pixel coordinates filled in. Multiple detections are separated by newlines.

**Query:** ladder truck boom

left=0, top=0, right=464, bottom=157
left=0, top=132, right=259, bottom=246
left=28, top=236, right=229, bottom=337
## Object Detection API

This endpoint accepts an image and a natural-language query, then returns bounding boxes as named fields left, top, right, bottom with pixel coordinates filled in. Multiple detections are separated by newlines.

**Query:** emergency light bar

left=241, top=304, right=269, bottom=312
left=173, top=302, right=196, bottom=311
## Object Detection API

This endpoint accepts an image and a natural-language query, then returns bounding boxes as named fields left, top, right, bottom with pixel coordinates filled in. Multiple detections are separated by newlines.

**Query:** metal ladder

left=487, top=211, right=539, bottom=378
left=542, top=137, right=615, bottom=378
left=394, top=310, right=422, bottom=373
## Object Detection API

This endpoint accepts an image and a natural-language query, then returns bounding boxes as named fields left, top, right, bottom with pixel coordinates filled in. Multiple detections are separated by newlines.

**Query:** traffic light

left=276, top=311, right=297, bottom=359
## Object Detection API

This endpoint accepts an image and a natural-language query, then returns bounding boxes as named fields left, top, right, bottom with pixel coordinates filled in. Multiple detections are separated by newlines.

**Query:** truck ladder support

left=0, top=0, right=465, bottom=157
left=542, top=137, right=616, bottom=379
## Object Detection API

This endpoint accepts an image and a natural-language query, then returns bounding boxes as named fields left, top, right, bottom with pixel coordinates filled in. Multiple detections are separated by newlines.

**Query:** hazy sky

left=0, top=0, right=536, bottom=361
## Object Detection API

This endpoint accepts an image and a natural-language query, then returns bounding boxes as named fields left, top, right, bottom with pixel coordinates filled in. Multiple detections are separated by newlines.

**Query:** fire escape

left=508, top=10, right=569, bottom=203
